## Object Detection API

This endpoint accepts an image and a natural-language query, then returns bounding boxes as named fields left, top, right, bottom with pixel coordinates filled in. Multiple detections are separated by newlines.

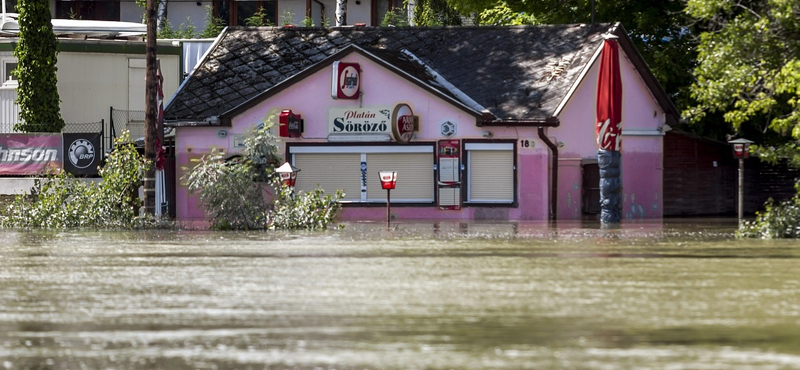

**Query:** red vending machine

left=437, top=139, right=461, bottom=210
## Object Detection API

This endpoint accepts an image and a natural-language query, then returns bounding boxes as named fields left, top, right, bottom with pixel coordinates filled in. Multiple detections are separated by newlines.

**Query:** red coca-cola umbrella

left=596, top=36, right=622, bottom=151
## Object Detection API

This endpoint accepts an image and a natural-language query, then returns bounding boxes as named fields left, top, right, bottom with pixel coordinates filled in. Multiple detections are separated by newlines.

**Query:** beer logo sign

left=391, top=103, right=417, bottom=143
left=332, top=62, right=361, bottom=100
left=68, top=138, right=96, bottom=169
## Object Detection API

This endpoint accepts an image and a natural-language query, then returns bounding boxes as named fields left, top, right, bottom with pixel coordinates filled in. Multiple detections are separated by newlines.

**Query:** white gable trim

left=553, top=42, right=603, bottom=117
left=553, top=41, right=665, bottom=121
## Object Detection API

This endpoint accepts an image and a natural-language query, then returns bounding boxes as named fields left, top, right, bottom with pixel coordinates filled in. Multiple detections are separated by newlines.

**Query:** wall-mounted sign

left=391, top=103, right=418, bottom=144
left=440, top=121, right=457, bottom=138
left=279, top=109, right=303, bottom=138
left=0, top=134, right=61, bottom=175
left=64, top=133, right=101, bottom=175
left=331, top=62, right=361, bottom=100
left=328, top=107, right=391, bottom=135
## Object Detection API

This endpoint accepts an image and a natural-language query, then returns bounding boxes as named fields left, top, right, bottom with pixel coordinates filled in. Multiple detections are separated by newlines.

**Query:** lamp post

left=379, top=171, right=397, bottom=229
left=275, top=162, right=300, bottom=196
left=728, top=138, right=753, bottom=226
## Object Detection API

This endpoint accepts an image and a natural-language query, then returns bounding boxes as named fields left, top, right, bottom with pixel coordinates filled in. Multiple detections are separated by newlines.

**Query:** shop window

left=464, top=141, right=516, bottom=204
left=289, top=144, right=435, bottom=204
left=55, top=1, right=120, bottom=21
left=214, top=0, right=278, bottom=26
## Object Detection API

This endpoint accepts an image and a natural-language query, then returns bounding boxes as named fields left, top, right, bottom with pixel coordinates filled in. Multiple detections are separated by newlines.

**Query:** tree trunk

left=144, top=0, right=158, bottom=216
left=335, top=0, right=347, bottom=26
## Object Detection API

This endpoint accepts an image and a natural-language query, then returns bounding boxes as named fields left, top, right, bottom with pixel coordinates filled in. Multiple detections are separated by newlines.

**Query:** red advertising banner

left=0, top=134, right=62, bottom=175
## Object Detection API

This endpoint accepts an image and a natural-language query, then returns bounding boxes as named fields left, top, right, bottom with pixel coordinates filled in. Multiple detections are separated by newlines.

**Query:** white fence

left=0, top=87, right=20, bottom=133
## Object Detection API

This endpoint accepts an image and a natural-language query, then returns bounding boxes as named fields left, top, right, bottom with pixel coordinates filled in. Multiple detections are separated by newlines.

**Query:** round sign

left=68, top=139, right=96, bottom=169
left=391, top=104, right=415, bottom=143
left=339, top=65, right=360, bottom=98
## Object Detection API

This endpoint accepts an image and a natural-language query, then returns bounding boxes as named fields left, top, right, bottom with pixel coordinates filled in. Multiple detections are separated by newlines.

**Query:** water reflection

left=1, top=219, right=799, bottom=369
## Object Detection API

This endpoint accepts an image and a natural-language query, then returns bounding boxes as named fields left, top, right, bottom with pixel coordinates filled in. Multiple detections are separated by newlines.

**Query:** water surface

left=1, top=219, right=799, bottom=369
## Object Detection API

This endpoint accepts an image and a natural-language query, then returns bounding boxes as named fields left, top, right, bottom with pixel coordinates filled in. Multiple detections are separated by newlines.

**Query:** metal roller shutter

left=468, top=149, right=513, bottom=202
left=366, top=153, right=434, bottom=202
left=293, top=153, right=361, bottom=201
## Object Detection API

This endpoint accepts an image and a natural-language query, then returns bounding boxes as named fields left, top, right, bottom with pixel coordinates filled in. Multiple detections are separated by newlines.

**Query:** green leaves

left=686, top=0, right=800, bottom=138
left=739, top=182, right=800, bottom=238
left=12, top=0, right=65, bottom=133
left=183, top=123, right=343, bottom=230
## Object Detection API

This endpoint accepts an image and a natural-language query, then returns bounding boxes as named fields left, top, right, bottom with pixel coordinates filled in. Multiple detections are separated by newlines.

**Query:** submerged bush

left=738, top=182, right=800, bottom=238
left=183, top=124, right=343, bottom=230
left=0, top=133, right=156, bottom=229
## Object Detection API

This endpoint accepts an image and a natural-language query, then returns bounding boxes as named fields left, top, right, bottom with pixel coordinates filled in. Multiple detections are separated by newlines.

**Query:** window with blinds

left=466, top=142, right=515, bottom=204
left=289, top=145, right=434, bottom=204
left=293, top=153, right=362, bottom=201
left=366, top=153, right=434, bottom=202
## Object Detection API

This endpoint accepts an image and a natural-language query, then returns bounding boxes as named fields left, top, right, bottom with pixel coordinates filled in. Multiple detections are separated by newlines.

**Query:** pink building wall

left=552, top=45, right=666, bottom=220
left=175, top=50, right=552, bottom=222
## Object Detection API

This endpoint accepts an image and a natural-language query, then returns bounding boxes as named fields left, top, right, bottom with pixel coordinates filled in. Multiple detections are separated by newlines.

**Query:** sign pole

left=738, top=157, right=744, bottom=227
left=386, top=188, right=391, bottom=229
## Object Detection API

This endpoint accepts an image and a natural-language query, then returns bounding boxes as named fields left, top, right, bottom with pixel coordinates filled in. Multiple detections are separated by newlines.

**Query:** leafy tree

left=12, top=0, right=65, bottom=132
left=685, top=0, right=800, bottom=160
left=183, top=124, right=343, bottom=230
left=476, top=2, right=537, bottom=25
left=414, top=0, right=462, bottom=26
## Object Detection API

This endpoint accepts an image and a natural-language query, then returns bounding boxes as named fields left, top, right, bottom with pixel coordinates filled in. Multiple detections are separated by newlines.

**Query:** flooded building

left=165, top=23, right=678, bottom=222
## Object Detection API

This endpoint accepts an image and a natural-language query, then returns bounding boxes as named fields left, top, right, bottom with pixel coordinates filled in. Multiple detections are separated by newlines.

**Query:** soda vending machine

left=437, top=139, right=461, bottom=210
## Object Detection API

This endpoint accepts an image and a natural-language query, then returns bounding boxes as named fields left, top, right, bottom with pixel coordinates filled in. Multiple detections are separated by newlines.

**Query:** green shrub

left=244, top=7, right=274, bottom=26
left=158, top=17, right=197, bottom=39
left=183, top=124, right=343, bottom=230
left=738, top=192, right=800, bottom=239
left=0, top=133, right=157, bottom=229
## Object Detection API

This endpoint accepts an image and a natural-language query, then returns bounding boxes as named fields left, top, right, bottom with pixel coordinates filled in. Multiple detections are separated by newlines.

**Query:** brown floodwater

left=1, top=218, right=799, bottom=369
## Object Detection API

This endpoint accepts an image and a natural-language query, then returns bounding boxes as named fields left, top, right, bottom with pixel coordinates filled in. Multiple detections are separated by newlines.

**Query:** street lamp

left=728, top=138, right=753, bottom=226
left=275, top=162, right=300, bottom=188
left=379, top=171, right=397, bottom=229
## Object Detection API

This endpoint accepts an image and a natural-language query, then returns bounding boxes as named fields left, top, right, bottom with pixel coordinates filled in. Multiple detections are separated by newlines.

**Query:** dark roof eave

left=165, top=118, right=227, bottom=127
left=478, top=116, right=560, bottom=127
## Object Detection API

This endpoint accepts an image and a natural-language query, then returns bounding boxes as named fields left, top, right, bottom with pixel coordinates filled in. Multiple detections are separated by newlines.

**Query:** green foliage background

left=12, top=0, right=65, bottom=133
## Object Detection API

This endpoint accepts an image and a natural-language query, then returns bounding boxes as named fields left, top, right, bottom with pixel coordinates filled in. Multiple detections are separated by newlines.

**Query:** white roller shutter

left=467, top=145, right=514, bottom=203
left=293, top=153, right=361, bottom=201
left=366, top=153, right=434, bottom=202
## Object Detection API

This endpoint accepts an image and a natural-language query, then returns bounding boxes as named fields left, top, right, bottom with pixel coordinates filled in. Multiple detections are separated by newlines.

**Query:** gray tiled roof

left=165, top=24, right=611, bottom=122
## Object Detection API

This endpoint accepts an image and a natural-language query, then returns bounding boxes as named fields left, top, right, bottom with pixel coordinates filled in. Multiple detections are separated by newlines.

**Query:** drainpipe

left=538, top=127, right=558, bottom=221
left=479, top=115, right=559, bottom=221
